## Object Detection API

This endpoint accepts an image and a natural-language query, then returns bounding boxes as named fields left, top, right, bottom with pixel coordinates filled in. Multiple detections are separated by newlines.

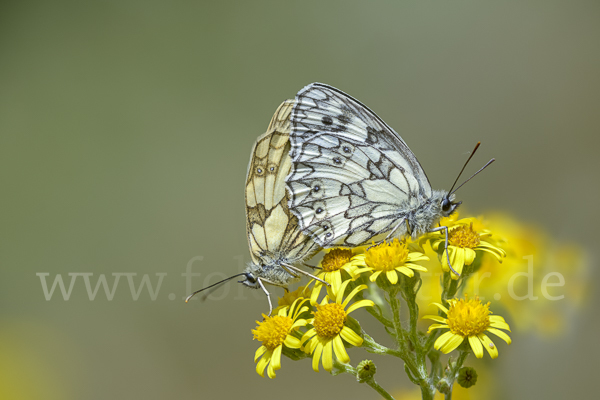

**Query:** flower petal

left=439, top=333, right=464, bottom=354
left=427, top=323, right=448, bottom=332
left=386, top=270, right=398, bottom=284
left=335, top=280, right=352, bottom=304
left=434, top=331, right=455, bottom=350
left=346, top=299, right=374, bottom=314
left=486, top=328, right=512, bottom=344
left=333, top=335, right=350, bottom=363
left=468, top=335, right=484, bottom=358
left=404, top=263, right=428, bottom=271
left=322, top=340, right=334, bottom=372
left=256, top=351, right=271, bottom=377
left=291, top=319, right=307, bottom=330
left=300, top=328, right=316, bottom=346
left=407, top=253, right=429, bottom=262
left=477, top=246, right=505, bottom=261
left=340, top=326, right=363, bottom=346
left=431, top=303, right=449, bottom=314
left=369, top=271, right=382, bottom=282
left=331, top=271, right=342, bottom=293
left=311, top=342, right=323, bottom=372
left=396, top=266, right=415, bottom=277
left=464, top=248, right=476, bottom=265
left=310, top=282, right=323, bottom=305
left=478, top=333, right=499, bottom=359
left=284, top=335, right=301, bottom=349
left=422, top=315, right=447, bottom=323
left=489, top=319, right=511, bottom=331
left=342, top=284, right=367, bottom=308
left=254, top=345, right=267, bottom=362
left=271, top=345, right=282, bottom=371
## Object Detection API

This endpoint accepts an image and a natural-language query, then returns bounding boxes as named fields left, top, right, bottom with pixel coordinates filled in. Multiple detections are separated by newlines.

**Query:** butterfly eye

left=441, top=198, right=451, bottom=212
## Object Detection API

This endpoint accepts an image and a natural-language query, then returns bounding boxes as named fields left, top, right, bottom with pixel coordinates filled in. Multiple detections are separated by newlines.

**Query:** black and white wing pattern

left=245, top=100, right=320, bottom=266
left=287, top=83, right=433, bottom=247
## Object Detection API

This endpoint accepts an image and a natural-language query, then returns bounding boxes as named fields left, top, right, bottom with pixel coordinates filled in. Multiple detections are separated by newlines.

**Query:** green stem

left=366, top=379, right=396, bottom=400
left=386, top=289, right=406, bottom=345
left=445, top=351, right=469, bottom=399
left=365, top=305, right=394, bottom=328
left=332, top=360, right=396, bottom=400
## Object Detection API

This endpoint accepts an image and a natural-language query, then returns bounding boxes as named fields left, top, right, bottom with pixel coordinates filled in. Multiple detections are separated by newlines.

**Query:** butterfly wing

left=245, top=100, right=320, bottom=265
left=287, top=83, right=433, bottom=247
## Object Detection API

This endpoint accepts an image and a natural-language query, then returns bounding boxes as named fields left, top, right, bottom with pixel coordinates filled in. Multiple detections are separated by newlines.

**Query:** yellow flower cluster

left=252, top=280, right=373, bottom=377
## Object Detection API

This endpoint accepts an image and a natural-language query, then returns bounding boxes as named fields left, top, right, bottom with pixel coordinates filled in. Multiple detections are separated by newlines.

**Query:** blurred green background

left=1, top=1, right=598, bottom=399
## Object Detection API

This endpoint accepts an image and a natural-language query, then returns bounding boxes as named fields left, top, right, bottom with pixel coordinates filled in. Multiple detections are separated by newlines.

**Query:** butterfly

left=286, top=83, right=493, bottom=273
left=187, top=100, right=325, bottom=314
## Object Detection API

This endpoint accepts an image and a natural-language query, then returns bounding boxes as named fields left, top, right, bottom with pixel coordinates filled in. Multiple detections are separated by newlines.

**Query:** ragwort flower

left=431, top=219, right=505, bottom=279
left=424, top=296, right=511, bottom=359
left=253, top=298, right=309, bottom=378
left=354, top=239, right=429, bottom=285
left=309, top=248, right=364, bottom=305
left=301, top=280, right=374, bottom=372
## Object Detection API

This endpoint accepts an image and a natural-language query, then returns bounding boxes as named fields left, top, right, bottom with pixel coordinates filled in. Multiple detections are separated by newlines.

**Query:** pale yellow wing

left=245, top=100, right=320, bottom=265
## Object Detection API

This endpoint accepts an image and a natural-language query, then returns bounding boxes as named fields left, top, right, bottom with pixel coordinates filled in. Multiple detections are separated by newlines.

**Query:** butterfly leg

left=256, top=277, right=274, bottom=316
left=303, top=263, right=322, bottom=270
left=429, top=226, right=459, bottom=276
left=282, top=263, right=330, bottom=286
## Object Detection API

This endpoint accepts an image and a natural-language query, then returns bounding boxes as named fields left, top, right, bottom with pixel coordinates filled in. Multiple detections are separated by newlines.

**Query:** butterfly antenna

left=450, top=158, right=495, bottom=196
left=185, top=273, right=249, bottom=303
left=448, top=142, right=482, bottom=194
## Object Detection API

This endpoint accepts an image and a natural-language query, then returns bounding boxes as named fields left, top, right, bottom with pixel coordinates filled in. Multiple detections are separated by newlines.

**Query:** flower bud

left=457, top=366, right=478, bottom=388
left=356, top=360, right=376, bottom=382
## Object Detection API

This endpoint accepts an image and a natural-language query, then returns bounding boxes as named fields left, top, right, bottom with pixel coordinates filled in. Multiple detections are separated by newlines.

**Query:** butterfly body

left=286, top=83, right=461, bottom=248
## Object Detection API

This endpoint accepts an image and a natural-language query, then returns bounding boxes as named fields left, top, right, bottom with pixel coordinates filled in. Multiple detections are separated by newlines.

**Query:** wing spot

left=333, top=157, right=342, bottom=165
left=316, top=207, right=323, bottom=214
left=337, top=114, right=351, bottom=124
left=256, top=167, right=265, bottom=176
left=322, top=116, right=333, bottom=125
left=343, top=146, right=351, bottom=153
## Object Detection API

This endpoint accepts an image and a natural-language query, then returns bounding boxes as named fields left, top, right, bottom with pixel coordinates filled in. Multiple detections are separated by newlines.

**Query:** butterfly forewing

left=245, top=100, right=320, bottom=266
left=287, top=83, right=434, bottom=247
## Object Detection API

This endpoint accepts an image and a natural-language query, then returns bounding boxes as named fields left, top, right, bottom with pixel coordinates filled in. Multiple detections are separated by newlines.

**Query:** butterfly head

left=241, top=263, right=261, bottom=288
left=440, top=194, right=461, bottom=218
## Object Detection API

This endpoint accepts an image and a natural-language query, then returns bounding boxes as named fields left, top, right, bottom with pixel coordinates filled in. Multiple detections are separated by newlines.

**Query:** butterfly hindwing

left=287, top=83, right=434, bottom=247
left=245, top=100, right=320, bottom=265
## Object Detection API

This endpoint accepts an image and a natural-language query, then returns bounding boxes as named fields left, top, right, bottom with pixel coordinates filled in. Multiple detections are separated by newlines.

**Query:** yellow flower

left=252, top=298, right=309, bottom=378
left=273, top=285, right=309, bottom=314
left=309, top=248, right=364, bottom=305
left=424, top=296, right=511, bottom=359
left=431, top=220, right=505, bottom=279
left=301, top=280, right=374, bottom=372
left=353, top=239, right=429, bottom=285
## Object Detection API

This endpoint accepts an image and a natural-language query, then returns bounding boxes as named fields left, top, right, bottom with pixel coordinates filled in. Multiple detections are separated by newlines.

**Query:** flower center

left=321, top=248, right=354, bottom=272
left=313, top=303, right=347, bottom=338
left=448, top=223, right=480, bottom=248
left=252, top=315, right=293, bottom=350
left=364, top=239, right=409, bottom=272
left=446, top=297, right=490, bottom=337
